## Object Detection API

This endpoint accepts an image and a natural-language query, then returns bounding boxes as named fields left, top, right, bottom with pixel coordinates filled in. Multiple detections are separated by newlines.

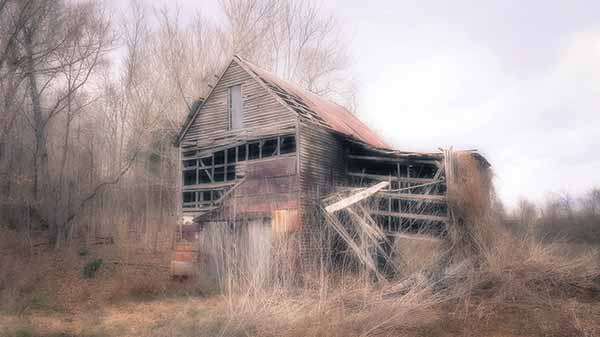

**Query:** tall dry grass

left=199, top=153, right=600, bottom=336
left=442, top=154, right=600, bottom=318
left=2, top=153, right=599, bottom=336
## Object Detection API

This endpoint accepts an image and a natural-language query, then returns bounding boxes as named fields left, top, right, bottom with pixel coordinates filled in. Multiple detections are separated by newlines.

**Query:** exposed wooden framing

left=330, top=180, right=446, bottom=200
left=182, top=181, right=236, bottom=191
left=322, top=209, right=386, bottom=282
left=346, top=138, right=444, bottom=160
left=325, top=181, right=389, bottom=213
left=387, top=174, right=392, bottom=225
left=348, top=172, right=439, bottom=184
left=346, top=207, right=386, bottom=242
left=346, top=206, right=398, bottom=273
left=348, top=154, right=440, bottom=166
left=213, top=178, right=246, bottom=203
left=180, top=206, right=218, bottom=214
left=190, top=131, right=291, bottom=158
left=197, top=159, right=214, bottom=183
left=407, top=162, right=446, bottom=227
left=371, top=210, right=448, bottom=223
left=375, top=191, right=446, bottom=202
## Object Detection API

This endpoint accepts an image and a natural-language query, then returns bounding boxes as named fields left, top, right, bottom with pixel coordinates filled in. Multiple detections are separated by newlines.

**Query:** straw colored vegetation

left=2, top=156, right=600, bottom=337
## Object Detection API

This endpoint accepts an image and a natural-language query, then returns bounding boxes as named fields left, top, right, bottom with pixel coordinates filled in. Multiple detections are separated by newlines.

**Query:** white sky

left=130, top=0, right=600, bottom=208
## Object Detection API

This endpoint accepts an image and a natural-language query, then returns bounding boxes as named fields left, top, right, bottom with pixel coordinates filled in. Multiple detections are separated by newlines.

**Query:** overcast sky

left=139, top=0, right=600, bottom=208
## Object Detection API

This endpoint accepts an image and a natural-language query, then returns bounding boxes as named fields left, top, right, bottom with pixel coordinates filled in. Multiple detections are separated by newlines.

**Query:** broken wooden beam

left=348, top=154, right=440, bottom=166
left=370, top=210, right=449, bottom=223
left=348, top=172, right=441, bottom=184
left=375, top=191, right=446, bottom=202
left=181, top=180, right=237, bottom=191
left=322, top=208, right=387, bottom=283
left=386, top=232, right=442, bottom=242
left=325, top=181, right=390, bottom=213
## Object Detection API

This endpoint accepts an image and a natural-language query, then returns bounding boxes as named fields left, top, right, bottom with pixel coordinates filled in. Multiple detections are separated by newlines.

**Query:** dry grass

left=193, top=154, right=599, bottom=336
left=2, top=154, right=600, bottom=336
left=107, top=273, right=166, bottom=302
left=438, top=154, right=600, bottom=330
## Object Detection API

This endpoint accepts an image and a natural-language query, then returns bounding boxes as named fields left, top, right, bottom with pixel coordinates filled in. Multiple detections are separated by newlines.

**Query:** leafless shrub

left=535, top=190, right=600, bottom=244
left=442, top=154, right=600, bottom=318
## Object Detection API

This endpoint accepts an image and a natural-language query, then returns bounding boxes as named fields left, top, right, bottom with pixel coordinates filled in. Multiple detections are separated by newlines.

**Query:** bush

left=15, top=326, right=34, bottom=337
left=82, top=259, right=103, bottom=278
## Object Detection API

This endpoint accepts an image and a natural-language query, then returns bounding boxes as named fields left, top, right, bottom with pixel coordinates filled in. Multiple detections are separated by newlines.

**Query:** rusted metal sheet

left=236, top=56, right=388, bottom=149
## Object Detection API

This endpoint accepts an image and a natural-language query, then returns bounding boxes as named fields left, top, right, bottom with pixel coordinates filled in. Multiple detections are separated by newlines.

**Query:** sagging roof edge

left=342, top=133, right=491, bottom=168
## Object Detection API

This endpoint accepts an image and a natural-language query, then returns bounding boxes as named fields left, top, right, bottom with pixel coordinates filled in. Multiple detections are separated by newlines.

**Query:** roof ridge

left=234, top=55, right=389, bottom=149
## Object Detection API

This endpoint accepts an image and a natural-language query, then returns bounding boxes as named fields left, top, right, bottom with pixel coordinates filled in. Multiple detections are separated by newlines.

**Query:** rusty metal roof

left=235, top=56, right=389, bottom=149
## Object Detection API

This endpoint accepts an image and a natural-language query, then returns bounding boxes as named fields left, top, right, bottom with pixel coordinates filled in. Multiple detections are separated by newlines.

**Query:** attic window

left=229, top=84, right=243, bottom=129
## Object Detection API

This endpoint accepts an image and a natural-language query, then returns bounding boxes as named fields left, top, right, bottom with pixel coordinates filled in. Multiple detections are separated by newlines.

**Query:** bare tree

left=581, top=188, right=600, bottom=217
left=220, top=0, right=354, bottom=106
left=0, top=0, right=357, bottom=249
left=14, top=0, right=114, bottom=242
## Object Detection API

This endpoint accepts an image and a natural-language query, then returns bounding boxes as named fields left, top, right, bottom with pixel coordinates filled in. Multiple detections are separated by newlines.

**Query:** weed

left=14, top=327, right=33, bottom=337
left=83, top=259, right=103, bottom=278
left=78, top=247, right=89, bottom=256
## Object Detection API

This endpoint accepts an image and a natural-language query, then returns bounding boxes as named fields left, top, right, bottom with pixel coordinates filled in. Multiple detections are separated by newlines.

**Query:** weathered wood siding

left=296, top=120, right=347, bottom=267
left=181, top=61, right=297, bottom=148
left=298, top=120, right=347, bottom=219
left=226, top=155, right=299, bottom=214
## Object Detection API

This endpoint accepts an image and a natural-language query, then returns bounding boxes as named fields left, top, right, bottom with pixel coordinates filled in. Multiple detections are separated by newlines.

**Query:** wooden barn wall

left=225, top=155, right=299, bottom=215
left=181, top=61, right=297, bottom=149
left=298, top=120, right=347, bottom=223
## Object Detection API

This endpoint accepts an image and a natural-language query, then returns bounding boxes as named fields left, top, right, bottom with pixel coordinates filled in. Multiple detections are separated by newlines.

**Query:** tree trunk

left=24, top=27, right=50, bottom=238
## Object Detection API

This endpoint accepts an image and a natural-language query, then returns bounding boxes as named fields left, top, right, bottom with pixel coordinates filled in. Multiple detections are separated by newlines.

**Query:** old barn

left=174, top=55, right=488, bottom=260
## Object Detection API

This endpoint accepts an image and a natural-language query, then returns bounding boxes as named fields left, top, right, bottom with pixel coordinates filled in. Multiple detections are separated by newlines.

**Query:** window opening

left=214, top=150, right=225, bottom=165
left=262, top=138, right=278, bottom=158
left=279, top=135, right=296, bottom=154
left=229, top=84, right=243, bottom=129
left=237, top=144, right=247, bottom=161
left=214, top=166, right=225, bottom=182
left=248, top=142, right=260, bottom=160
left=183, top=170, right=196, bottom=186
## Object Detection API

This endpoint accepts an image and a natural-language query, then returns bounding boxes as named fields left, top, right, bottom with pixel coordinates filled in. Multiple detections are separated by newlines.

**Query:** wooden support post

left=388, top=174, right=392, bottom=228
